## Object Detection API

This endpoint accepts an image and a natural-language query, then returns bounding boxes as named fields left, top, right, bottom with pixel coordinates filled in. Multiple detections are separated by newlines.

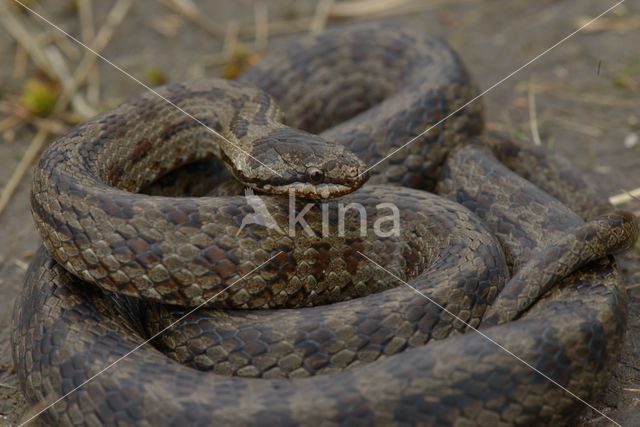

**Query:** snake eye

left=306, top=167, right=324, bottom=185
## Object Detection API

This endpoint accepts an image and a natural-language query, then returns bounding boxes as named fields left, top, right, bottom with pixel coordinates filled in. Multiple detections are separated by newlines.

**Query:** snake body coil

left=12, top=25, right=639, bottom=426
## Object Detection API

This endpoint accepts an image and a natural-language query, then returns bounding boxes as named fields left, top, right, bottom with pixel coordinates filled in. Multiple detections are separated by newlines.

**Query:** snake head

left=235, top=127, right=369, bottom=200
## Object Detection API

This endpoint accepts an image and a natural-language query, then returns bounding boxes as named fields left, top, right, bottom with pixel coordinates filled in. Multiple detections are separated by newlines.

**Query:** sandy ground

left=1, top=0, right=639, bottom=425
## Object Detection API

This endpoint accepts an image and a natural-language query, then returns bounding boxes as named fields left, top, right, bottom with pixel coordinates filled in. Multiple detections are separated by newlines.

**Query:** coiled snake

left=11, top=25, right=639, bottom=426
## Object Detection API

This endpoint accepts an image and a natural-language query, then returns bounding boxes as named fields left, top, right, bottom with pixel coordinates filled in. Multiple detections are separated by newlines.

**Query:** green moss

left=145, top=68, right=168, bottom=86
left=613, top=59, right=640, bottom=91
left=20, top=78, right=59, bottom=117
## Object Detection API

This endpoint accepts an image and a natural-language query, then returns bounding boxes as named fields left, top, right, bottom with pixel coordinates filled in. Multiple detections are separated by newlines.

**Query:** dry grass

left=1, top=0, right=638, bottom=219
left=0, top=2, right=639, bottom=425
left=527, top=78, right=543, bottom=146
left=0, top=0, right=466, bottom=218
left=0, top=0, right=131, bottom=216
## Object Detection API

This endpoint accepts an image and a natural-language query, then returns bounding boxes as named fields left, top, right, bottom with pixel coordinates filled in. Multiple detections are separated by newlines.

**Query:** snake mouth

left=259, top=182, right=354, bottom=199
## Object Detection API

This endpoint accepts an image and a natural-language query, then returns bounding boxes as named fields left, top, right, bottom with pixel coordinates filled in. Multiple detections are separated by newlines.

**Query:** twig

left=4, top=24, right=80, bottom=63
left=222, top=21, right=240, bottom=56
left=78, top=0, right=101, bottom=106
left=310, top=0, right=334, bottom=33
left=159, top=0, right=225, bottom=38
left=0, top=129, right=49, bottom=215
left=43, top=45, right=75, bottom=90
left=150, top=13, right=183, bottom=37
left=0, top=0, right=132, bottom=218
left=36, top=28, right=82, bottom=58
left=28, top=19, right=81, bottom=61
left=550, top=116, right=603, bottom=138
left=30, top=117, right=69, bottom=135
left=201, top=52, right=233, bottom=67
left=12, top=45, right=28, bottom=79
left=0, top=1, right=55, bottom=79
left=329, top=0, right=410, bottom=18
left=238, top=0, right=468, bottom=39
left=78, top=0, right=96, bottom=44
left=610, top=187, right=640, bottom=206
left=254, top=1, right=269, bottom=50
left=14, top=258, right=29, bottom=271
left=330, top=0, right=470, bottom=20
left=57, top=0, right=132, bottom=110
left=3, top=102, right=76, bottom=136
left=240, top=17, right=312, bottom=38
left=200, top=21, right=241, bottom=69
left=527, top=78, right=542, bottom=146
left=0, top=114, right=23, bottom=134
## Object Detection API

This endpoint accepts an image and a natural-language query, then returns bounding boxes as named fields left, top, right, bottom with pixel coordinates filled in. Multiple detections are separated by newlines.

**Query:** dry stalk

left=254, top=1, right=269, bottom=50
left=328, top=0, right=411, bottom=18
left=159, top=0, right=225, bottom=38
left=222, top=21, right=241, bottom=56
left=527, top=79, right=542, bottom=146
left=0, top=129, right=48, bottom=215
left=329, top=0, right=471, bottom=20
left=310, top=0, right=334, bottom=33
left=78, top=0, right=101, bottom=106
left=0, top=0, right=132, bottom=217
left=0, top=0, right=55, bottom=79
left=12, top=45, right=28, bottom=79
left=550, top=116, right=603, bottom=138
left=610, top=187, right=640, bottom=206
left=57, top=0, right=132, bottom=111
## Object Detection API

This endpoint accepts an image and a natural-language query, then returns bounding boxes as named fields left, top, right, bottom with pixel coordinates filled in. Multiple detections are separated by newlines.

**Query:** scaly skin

left=12, top=24, right=639, bottom=426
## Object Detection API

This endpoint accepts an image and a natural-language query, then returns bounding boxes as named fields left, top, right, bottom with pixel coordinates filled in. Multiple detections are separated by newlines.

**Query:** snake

left=11, top=24, right=639, bottom=426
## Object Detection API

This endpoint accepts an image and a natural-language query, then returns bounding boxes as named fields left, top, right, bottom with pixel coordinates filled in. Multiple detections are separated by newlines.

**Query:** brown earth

left=0, top=0, right=638, bottom=425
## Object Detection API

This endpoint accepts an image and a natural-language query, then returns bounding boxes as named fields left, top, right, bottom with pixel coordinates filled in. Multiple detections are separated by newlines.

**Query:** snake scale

left=11, top=25, right=639, bottom=426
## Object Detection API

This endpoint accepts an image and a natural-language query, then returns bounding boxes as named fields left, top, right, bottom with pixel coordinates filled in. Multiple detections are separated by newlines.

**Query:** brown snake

left=12, top=25, right=639, bottom=426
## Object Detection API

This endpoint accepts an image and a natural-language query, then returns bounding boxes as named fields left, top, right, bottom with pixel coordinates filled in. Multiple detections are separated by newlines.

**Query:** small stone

left=624, top=132, right=638, bottom=148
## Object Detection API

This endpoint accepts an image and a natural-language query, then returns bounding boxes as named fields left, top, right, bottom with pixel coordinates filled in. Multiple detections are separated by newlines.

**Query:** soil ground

left=1, top=0, right=639, bottom=425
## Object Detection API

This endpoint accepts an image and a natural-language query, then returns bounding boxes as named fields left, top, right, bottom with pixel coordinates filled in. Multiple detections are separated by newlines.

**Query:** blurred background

left=0, top=0, right=639, bottom=425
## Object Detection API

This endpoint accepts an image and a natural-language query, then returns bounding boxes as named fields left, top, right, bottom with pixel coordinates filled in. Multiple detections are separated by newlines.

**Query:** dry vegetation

left=1, top=0, right=638, bottom=218
left=0, top=0, right=639, bottom=425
